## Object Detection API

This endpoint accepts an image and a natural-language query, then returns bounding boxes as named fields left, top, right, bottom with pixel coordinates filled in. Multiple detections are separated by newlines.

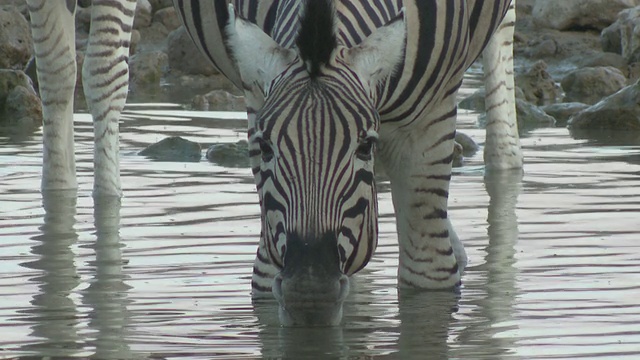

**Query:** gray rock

left=167, top=26, right=218, bottom=76
left=524, top=36, right=558, bottom=59
left=533, top=0, right=640, bottom=31
left=515, top=99, right=557, bottom=127
left=568, top=80, right=640, bottom=130
left=615, top=6, right=640, bottom=62
left=515, top=61, right=562, bottom=106
left=192, top=90, right=245, bottom=111
left=561, top=66, right=627, bottom=105
left=602, top=21, right=623, bottom=54
left=148, top=0, right=174, bottom=13
left=0, top=5, right=33, bottom=70
left=0, top=69, right=42, bottom=131
left=133, top=0, right=153, bottom=29
left=541, top=102, right=590, bottom=124
left=206, top=140, right=250, bottom=168
left=575, top=52, right=628, bottom=73
left=0, top=0, right=27, bottom=15
left=452, top=141, right=464, bottom=168
left=139, top=136, right=202, bottom=162
left=454, top=131, right=479, bottom=157
left=129, top=50, right=169, bottom=88
left=153, top=7, right=182, bottom=33
left=458, top=89, right=487, bottom=112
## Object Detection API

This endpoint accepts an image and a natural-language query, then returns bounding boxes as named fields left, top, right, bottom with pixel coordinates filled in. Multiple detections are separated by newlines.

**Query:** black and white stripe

left=174, top=0, right=514, bottom=295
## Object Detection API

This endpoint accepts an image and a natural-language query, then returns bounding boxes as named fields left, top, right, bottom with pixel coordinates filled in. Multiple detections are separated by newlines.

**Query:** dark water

left=1, top=80, right=640, bottom=359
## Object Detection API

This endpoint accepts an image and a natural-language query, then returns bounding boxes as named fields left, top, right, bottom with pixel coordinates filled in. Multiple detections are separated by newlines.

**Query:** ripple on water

left=1, top=102, right=639, bottom=358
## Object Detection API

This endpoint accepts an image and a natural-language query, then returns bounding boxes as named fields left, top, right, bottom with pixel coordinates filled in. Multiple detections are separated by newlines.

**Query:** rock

left=153, top=7, right=182, bottom=33
left=139, top=136, right=202, bottom=162
left=515, top=99, right=557, bottom=128
left=533, top=0, right=640, bottom=31
left=192, top=90, right=245, bottom=111
left=615, top=7, right=640, bottom=62
left=0, top=5, right=33, bottom=70
left=568, top=80, right=640, bottom=130
left=524, top=36, right=558, bottom=59
left=458, top=89, right=487, bottom=112
left=515, top=61, right=562, bottom=106
left=130, top=29, right=141, bottom=55
left=206, top=140, right=250, bottom=167
left=454, top=131, right=479, bottom=157
left=129, top=50, right=169, bottom=88
left=561, top=66, right=627, bottom=104
left=602, top=21, right=623, bottom=54
left=541, top=102, right=590, bottom=125
left=0, top=0, right=27, bottom=15
left=575, top=52, right=628, bottom=73
left=0, top=69, right=42, bottom=132
left=452, top=141, right=464, bottom=168
left=167, top=26, right=218, bottom=76
left=628, top=61, right=640, bottom=82
left=148, top=0, right=174, bottom=13
left=133, top=0, right=153, bottom=29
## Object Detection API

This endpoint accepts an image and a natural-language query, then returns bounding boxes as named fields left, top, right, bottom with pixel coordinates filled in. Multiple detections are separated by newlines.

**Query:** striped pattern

left=175, top=0, right=515, bottom=294
left=483, top=0, right=523, bottom=170
left=28, top=0, right=136, bottom=197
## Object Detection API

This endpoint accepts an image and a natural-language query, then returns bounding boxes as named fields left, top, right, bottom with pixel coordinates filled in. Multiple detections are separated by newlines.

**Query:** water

left=1, top=79, right=640, bottom=359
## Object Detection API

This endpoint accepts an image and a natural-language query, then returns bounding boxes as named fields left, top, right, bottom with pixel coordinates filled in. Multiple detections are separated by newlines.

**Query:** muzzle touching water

left=271, top=232, right=350, bottom=326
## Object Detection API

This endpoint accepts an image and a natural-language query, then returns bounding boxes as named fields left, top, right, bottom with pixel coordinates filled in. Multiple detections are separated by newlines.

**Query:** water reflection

left=452, top=170, right=522, bottom=359
left=249, top=171, right=524, bottom=359
left=18, top=192, right=135, bottom=359
left=19, top=191, right=82, bottom=357
left=81, top=196, right=134, bottom=359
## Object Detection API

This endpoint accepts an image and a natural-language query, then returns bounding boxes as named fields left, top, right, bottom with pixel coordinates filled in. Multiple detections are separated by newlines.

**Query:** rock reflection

left=18, top=192, right=136, bottom=359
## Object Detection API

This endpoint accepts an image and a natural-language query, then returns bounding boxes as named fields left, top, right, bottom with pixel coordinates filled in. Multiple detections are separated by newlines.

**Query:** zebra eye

left=356, top=137, right=376, bottom=161
left=257, top=138, right=275, bottom=162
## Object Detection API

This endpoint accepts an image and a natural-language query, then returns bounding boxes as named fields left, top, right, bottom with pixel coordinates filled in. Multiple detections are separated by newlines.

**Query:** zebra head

left=226, top=0, right=406, bottom=326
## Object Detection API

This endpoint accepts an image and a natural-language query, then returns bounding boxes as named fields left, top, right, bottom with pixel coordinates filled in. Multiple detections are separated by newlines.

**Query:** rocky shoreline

left=1, top=0, right=640, bottom=160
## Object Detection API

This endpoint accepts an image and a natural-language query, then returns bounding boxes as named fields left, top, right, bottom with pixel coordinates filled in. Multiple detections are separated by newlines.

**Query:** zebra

left=27, top=0, right=520, bottom=326
left=27, top=0, right=136, bottom=197
left=175, top=0, right=521, bottom=326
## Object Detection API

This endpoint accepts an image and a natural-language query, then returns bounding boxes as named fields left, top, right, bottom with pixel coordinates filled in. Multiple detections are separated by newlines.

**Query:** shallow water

left=1, top=78, right=640, bottom=359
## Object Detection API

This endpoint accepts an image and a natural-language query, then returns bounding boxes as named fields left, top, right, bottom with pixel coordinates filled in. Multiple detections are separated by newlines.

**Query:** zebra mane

left=295, top=0, right=337, bottom=78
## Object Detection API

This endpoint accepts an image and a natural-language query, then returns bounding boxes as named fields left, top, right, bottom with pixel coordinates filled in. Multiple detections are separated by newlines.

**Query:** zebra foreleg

left=82, top=0, right=137, bottom=197
left=379, top=106, right=463, bottom=290
left=27, top=1, right=78, bottom=192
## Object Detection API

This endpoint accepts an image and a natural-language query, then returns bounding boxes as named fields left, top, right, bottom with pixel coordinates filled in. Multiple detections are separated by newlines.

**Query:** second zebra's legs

left=83, top=0, right=137, bottom=197
left=483, top=0, right=522, bottom=170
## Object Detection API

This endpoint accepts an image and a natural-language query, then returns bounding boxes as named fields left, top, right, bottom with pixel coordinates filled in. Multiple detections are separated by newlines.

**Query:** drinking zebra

left=27, top=0, right=520, bottom=326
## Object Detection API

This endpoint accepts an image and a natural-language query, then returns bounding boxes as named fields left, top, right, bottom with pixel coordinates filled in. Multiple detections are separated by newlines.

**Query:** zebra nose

left=272, top=273, right=350, bottom=326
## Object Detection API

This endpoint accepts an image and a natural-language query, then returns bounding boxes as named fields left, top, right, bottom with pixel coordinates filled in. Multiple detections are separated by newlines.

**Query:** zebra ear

left=345, top=13, right=406, bottom=90
left=225, top=4, right=296, bottom=94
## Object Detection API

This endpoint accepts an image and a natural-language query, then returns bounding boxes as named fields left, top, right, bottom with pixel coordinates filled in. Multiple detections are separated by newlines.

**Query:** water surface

left=1, top=81, right=640, bottom=359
